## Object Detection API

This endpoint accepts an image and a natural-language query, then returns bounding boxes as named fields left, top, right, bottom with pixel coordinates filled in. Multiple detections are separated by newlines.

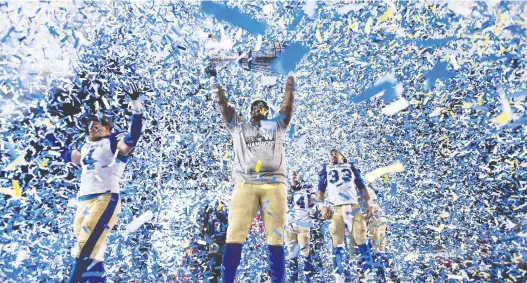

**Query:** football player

left=286, top=172, right=316, bottom=282
left=201, top=200, right=229, bottom=283
left=317, top=149, right=374, bottom=282
left=46, top=83, right=144, bottom=283
left=207, top=65, right=295, bottom=283
left=356, top=184, right=388, bottom=281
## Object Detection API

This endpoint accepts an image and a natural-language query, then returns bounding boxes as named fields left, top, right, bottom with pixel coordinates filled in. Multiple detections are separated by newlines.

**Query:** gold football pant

left=330, top=204, right=367, bottom=247
left=73, top=193, right=121, bottom=261
left=285, top=226, right=310, bottom=258
left=226, top=183, right=287, bottom=245
left=368, top=216, right=387, bottom=252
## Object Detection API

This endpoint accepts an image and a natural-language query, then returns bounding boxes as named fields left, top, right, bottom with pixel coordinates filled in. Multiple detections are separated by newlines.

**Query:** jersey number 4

left=82, top=148, right=97, bottom=170
left=328, top=169, right=352, bottom=184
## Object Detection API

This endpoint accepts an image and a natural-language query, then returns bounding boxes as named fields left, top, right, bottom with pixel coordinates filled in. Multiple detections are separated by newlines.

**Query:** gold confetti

left=377, top=8, right=395, bottom=22
left=255, top=160, right=262, bottom=172
left=39, top=158, right=49, bottom=169
left=12, top=180, right=21, bottom=198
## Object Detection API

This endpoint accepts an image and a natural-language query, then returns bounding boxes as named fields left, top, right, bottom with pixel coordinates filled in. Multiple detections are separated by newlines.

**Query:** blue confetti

left=271, top=42, right=309, bottom=75
left=200, top=1, right=267, bottom=35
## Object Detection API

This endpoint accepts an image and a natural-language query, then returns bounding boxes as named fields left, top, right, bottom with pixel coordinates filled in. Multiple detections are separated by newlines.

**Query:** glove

left=126, top=81, right=142, bottom=100
left=45, top=133, right=73, bottom=162
left=205, top=64, right=217, bottom=77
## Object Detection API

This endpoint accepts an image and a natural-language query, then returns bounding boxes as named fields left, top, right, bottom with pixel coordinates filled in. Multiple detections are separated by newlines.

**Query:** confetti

left=0, top=2, right=526, bottom=282
left=200, top=1, right=267, bottom=35
left=255, top=160, right=262, bottom=172
left=271, top=42, right=309, bottom=75
left=364, top=161, right=405, bottom=182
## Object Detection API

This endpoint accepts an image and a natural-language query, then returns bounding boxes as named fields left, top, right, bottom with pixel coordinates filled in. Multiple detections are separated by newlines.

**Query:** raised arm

left=279, top=76, right=296, bottom=126
left=214, top=82, right=235, bottom=123
left=117, top=82, right=144, bottom=156
left=206, top=65, right=235, bottom=123
left=45, top=134, right=81, bottom=165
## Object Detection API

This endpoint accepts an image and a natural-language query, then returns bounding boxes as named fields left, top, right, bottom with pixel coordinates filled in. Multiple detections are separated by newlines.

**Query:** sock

left=268, top=245, right=285, bottom=283
left=358, top=244, right=373, bottom=273
left=332, top=247, right=344, bottom=275
left=68, top=258, right=93, bottom=283
left=87, top=261, right=106, bottom=283
left=222, top=243, right=243, bottom=283
left=288, top=257, right=298, bottom=282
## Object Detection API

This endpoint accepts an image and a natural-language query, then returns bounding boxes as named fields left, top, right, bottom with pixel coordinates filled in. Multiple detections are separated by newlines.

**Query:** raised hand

left=126, top=81, right=142, bottom=100
left=205, top=64, right=217, bottom=78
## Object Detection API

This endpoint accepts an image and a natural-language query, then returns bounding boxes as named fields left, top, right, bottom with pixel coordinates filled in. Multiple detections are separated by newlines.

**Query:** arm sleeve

left=123, top=114, right=143, bottom=147
left=350, top=162, right=366, bottom=189
left=317, top=164, right=328, bottom=193
left=45, top=133, right=73, bottom=162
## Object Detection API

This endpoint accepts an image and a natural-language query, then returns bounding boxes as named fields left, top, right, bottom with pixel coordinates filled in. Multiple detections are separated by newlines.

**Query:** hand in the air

left=205, top=64, right=217, bottom=77
left=286, top=75, right=296, bottom=87
left=126, top=81, right=142, bottom=100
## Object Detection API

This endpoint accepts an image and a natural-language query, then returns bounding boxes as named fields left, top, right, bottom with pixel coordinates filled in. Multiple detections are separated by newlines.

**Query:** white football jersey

left=324, top=163, right=359, bottom=206
left=79, top=134, right=128, bottom=197
left=289, top=186, right=316, bottom=226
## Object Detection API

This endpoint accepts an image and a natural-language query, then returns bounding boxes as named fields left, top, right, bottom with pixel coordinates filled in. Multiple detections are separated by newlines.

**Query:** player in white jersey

left=358, top=185, right=388, bottom=282
left=317, top=149, right=374, bottom=282
left=207, top=65, right=295, bottom=283
left=46, top=83, right=144, bottom=283
left=286, top=172, right=316, bottom=282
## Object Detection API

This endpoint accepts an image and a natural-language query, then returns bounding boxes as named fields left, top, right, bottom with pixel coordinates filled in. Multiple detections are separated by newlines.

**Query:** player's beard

left=251, top=114, right=267, bottom=123
left=89, top=133, right=104, bottom=141
left=89, top=130, right=107, bottom=141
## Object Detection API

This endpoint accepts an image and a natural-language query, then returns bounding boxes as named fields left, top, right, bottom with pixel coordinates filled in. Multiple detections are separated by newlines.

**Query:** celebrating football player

left=207, top=65, right=295, bottom=283
left=286, top=172, right=316, bottom=282
left=317, top=149, right=374, bottom=282
left=360, top=185, right=388, bottom=282
left=46, top=82, right=144, bottom=283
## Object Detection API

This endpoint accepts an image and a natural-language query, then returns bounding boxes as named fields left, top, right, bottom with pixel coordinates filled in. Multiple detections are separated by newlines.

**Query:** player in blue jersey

left=285, top=172, right=317, bottom=282
left=201, top=200, right=229, bottom=283
left=317, top=149, right=374, bottom=282
left=46, top=82, right=144, bottom=283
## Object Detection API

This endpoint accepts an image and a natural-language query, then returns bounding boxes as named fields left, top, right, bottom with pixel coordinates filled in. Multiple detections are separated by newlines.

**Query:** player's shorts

left=72, top=193, right=121, bottom=261
left=329, top=204, right=367, bottom=247
left=285, top=225, right=310, bottom=258
left=226, top=183, right=287, bottom=246
left=368, top=216, right=387, bottom=252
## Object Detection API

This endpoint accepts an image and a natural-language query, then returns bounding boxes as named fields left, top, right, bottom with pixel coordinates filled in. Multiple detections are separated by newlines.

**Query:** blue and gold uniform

left=48, top=106, right=143, bottom=282
left=318, top=160, right=373, bottom=281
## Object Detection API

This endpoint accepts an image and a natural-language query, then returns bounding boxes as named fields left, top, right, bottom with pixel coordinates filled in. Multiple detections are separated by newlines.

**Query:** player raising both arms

left=46, top=83, right=144, bottom=283
left=207, top=65, right=295, bottom=283
left=317, top=149, right=374, bottom=282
